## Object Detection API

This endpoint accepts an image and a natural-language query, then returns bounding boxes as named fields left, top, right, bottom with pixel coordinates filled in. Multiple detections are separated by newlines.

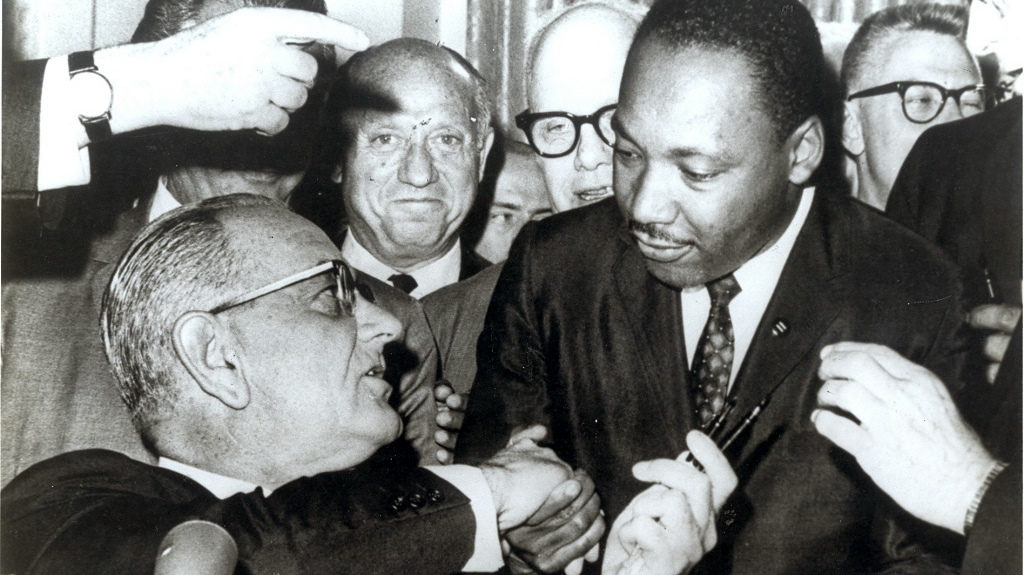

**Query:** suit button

left=408, top=492, right=425, bottom=509
left=390, top=495, right=407, bottom=513
left=428, top=489, right=444, bottom=503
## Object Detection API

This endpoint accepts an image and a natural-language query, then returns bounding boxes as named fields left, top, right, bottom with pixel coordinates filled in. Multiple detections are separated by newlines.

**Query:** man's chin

left=643, top=259, right=711, bottom=290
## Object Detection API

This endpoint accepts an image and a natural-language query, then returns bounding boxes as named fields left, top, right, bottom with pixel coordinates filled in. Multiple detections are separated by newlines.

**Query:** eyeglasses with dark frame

left=515, top=104, right=617, bottom=158
left=846, top=81, right=987, bottom=124
left=207, top=259, right=364, bottom=315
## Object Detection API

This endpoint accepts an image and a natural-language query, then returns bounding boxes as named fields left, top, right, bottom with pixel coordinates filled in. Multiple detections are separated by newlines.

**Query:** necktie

left=691, top=273, right=741, bottom=428
left=388, top=273, right=418, bottom=295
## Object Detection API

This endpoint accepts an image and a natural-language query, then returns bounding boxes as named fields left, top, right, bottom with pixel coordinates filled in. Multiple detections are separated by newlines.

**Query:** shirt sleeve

left=425, top=464, right=504, bottom=572
left=37, top=55, right=92, bottom=191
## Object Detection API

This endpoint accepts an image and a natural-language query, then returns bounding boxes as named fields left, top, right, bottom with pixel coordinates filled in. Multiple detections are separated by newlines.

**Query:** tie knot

left=388, top=273, right=418, bottom=295
left=706, top=273, right=741, bottom=306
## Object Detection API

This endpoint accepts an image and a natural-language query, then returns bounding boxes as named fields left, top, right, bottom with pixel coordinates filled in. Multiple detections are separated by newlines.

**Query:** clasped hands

left=475, top=419, right=737, bottom=575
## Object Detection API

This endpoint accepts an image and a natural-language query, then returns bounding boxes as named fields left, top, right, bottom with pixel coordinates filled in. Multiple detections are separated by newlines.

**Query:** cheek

left=539, top=157, right=576, bottom=192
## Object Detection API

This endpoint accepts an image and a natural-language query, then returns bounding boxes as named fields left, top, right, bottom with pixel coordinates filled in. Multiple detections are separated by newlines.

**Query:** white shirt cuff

left=425, top=464, right=504, bottom=572
left=38, top=55, right=91, bottom=191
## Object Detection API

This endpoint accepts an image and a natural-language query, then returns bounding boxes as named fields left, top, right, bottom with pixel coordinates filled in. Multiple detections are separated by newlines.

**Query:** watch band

left=68, top=50, right=113, bottom=142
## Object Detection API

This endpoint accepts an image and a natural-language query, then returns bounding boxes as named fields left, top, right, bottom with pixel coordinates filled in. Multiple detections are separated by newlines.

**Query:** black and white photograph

left=1, top=0, right=1020, bottom=573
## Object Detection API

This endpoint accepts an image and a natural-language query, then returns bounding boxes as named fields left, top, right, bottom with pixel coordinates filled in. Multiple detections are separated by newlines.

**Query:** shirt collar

left=732, top=187, right=815, bottom=295
left=148, top=176, right=182, bottom=222
left=341, top=232, right=462, bottom=299
left=158, top=457, right=260, bottom=499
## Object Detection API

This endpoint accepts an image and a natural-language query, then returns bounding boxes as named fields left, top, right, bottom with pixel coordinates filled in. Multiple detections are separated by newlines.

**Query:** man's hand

left=602, top=431, right=737, bottom=575
left=966, top=304, right=1022, bottom=383
left=97, top=8, right=370, bottom=139
left=434, top=381, right=466, bottom=464
left=479, top=425, right=574, bottom=532
left=812, top=342, right=1000, bottom=534
left=503, top=469, right=605, bottom=574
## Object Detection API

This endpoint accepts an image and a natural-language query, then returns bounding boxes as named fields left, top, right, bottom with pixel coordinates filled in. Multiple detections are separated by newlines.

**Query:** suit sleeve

left=455, top=223, right=554, bottom=463
left=2, top=59, right=46, bottom=197
left=1, top=453, right=477, bottom=575
left=962, top=461, right=1022, bottom=575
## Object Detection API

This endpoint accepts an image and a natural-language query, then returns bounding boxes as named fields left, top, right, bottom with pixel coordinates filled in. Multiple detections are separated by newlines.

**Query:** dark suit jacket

left=1, top=449, right=475, bottom=574
left=2, top=59, right=46, bottom=196
left=456, top=193, right=964, bottom=573
left=423, top=263, right=503, bottom=395
left=887, top=100, right=1023, bottom=575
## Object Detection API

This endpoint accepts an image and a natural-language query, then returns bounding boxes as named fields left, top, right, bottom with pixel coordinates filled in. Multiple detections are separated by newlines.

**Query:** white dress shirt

left=341, top=232, right=463, bottom=299
left=37, top=56, right=92, bottom=191
left=681, top=188, right=815, bottom=391
left=158, top=457, right=503, bottom=572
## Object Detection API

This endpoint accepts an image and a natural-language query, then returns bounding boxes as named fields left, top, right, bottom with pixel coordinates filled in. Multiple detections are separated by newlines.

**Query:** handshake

left=477, top=425, right=738, bottom=575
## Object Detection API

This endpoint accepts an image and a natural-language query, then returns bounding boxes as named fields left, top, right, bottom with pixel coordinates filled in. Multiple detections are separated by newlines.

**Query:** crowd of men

left=1, top=0, right=1020, bottom=573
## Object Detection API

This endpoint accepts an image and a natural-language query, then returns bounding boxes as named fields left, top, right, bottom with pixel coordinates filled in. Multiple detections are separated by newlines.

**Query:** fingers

left=445, top=391, right=468, bottom=411
left=522, top=478, right=584, bottom=526
left=252, top=105, right=290, bottom=136
left=818, top=343, right=904, bottom=385
left=814, top=377, right=887, bottom=425
left=508, top=424, right=548, bottom=447
left=252, top=8, right=370, bottom=52
left=686, top=430, right=737, bottom=511
left=268, top=47, right=318, bottom=88
left=434, top=428, right=456, bottom=449
left=983, top=332, right=1012, bottom=364
left=810, top=408, right=870, bottom=458
left=531, top=504, right=606, bottom=572
left=968, top=304, right=1022, bottom=333
left=265, top=75, right=309, bottom=113
left=433, top=380, right=454, bottom=402
left=436, top=409, right=464, bottom=431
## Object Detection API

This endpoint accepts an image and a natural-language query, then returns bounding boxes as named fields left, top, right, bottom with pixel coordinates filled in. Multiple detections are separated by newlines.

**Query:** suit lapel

left=612, top=229, right=696, bottom=433
left=731, top=194, right=845, bottom=417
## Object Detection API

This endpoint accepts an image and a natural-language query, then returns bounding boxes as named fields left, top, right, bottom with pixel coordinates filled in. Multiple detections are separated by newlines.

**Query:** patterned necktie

left=691, top=273, right=742, bottom=428
left=388, top=273, right=418, bottom=295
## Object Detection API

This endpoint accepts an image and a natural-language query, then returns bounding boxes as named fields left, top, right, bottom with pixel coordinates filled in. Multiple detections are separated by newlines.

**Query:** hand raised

left=966, top=304, right=1022, bottom=383
left=602, top=431, right=737, bottom=575
left=812, top=342, right=999, bottom=533
left=102, top=8, right=369, bottom=137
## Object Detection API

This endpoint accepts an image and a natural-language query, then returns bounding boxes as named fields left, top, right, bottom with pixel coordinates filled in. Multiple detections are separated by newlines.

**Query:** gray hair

left=841, top=3, right=969, bottom=94
left=101, top=194, right=279, bottom=439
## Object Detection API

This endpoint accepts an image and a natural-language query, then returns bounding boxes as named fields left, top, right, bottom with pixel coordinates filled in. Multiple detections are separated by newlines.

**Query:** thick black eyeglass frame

left=846, top=81, right=987, bottom=124
left=207, top=259, right=360, bottom=315
left=515, top=103, right=617, bottom=158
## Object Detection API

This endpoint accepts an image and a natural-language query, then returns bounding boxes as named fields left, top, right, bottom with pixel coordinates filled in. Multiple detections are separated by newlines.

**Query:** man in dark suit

left=318, top=38, right=493, bottom=299
left=1, top=194, right=576, bottom=574
left=456, top=0, right=965, bottom=572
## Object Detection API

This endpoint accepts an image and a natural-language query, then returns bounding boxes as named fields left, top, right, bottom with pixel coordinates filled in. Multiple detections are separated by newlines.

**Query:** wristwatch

left=68, top=50, right=113, bottom=142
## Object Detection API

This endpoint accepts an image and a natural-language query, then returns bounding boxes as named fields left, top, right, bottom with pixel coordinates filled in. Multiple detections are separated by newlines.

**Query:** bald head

left=335, top=38, right=492, bottom=144
left=525, top=2, right=640, bottom=213
left=528, top=3, right=639, bottom=109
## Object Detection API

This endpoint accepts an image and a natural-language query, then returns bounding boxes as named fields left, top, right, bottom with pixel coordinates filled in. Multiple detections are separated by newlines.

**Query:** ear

left=477, top=127, right=496, bottom=182
left=330, top=163, right=344, bottom=184
left=841, top=101, right=865, bottom=157
left=786, top=115, right=825, bottom=187
left=173, top=312, right=250, bottom=410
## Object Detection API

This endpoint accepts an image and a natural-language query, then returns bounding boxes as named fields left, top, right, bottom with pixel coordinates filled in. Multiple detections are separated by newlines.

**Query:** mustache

left=628, top=220, right=690, bottom=244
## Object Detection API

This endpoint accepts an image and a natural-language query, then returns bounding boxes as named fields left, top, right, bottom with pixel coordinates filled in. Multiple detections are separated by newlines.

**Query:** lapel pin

left=771, top=319, right=790, bottom=337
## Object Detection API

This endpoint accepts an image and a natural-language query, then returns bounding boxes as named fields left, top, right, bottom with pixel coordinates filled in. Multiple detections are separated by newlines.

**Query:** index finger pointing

left=261, top=9, right=370, bottom=52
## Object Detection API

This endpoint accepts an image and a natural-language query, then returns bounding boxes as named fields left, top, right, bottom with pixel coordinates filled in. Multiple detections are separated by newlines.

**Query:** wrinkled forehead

left=223, top=207, right=341, bottom=283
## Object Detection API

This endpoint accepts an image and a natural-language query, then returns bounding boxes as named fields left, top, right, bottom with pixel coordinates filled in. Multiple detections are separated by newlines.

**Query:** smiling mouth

left=574, top=186, right=613, bottom=203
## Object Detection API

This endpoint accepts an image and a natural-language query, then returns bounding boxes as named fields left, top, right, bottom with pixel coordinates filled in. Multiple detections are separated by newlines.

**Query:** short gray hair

left=101, top=194, right=279, bottom=439
left=841, top=3, right=969, bottom=94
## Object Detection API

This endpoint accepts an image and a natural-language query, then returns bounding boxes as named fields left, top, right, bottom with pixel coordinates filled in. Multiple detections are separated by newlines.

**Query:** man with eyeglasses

left=0, top=194, right=591, bottom=574
left=519, top=2, right=643, bottom=214
left=841, top=3, right=984, bottom=210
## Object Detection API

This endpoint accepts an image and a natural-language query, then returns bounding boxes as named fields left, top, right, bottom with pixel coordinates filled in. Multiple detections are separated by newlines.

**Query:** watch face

left=71, top=70, right=113, bottom=119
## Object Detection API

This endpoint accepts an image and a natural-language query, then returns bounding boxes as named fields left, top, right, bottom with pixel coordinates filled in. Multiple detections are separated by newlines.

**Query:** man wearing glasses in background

left=840, top=3, right=984, bottom=210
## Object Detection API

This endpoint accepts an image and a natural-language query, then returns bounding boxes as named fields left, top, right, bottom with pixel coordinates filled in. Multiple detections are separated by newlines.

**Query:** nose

left=398, top=140, right=437, bottom=188
left=626, top=163, right=676, bottom=225
left=355, top=294, right=402, bottom=352
left=574, top=124, right=612, bottom=171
